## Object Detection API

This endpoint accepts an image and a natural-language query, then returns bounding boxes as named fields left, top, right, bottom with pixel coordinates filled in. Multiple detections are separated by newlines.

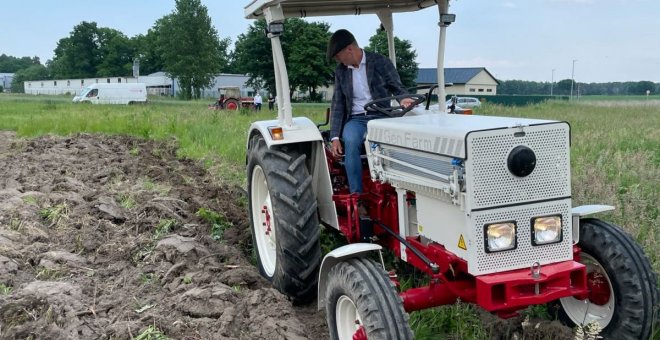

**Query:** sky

left=2, top=0, right=659, bottom=83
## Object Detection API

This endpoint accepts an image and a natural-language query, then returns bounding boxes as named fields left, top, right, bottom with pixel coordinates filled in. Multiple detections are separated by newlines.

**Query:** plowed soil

left=0, top=132, right=573, bottom=340
left=0, top=132, right=327, bottom=339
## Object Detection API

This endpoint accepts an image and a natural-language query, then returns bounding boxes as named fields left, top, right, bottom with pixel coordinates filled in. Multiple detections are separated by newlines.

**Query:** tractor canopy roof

left=243, top=0, right=451, bottom=126
left=245, top=0, right=438, bottom=19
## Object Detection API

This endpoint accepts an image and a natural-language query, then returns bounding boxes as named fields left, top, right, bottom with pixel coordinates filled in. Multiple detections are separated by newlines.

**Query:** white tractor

left=243, top=1, right=658, bottom=339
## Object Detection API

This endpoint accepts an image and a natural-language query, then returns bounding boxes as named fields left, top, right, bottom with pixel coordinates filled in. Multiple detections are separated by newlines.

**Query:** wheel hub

left=352, top=326, right=366, bottom=340
left=559, top=252, right=615, bottom=328
left=587, top=271, right=611, bottom=306
left=262, top=205, right=272, bottom=235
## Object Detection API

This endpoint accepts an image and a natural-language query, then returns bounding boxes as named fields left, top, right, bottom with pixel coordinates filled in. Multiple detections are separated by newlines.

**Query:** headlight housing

left=484, top=222, right=517, bottom=253
left=532, top=215, right=562, bottom=245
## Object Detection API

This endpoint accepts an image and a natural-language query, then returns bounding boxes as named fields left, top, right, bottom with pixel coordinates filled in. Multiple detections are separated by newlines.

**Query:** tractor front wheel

left=325, top=258, right=413, bottom=340
left=247, top=135, right=321, bottom=304
left=550, top=218, right=658, bottom=340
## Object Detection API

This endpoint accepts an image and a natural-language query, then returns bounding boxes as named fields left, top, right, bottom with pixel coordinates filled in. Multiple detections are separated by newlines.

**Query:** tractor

left=244, top=1, right=658, bottom=339
left=209, top=86, right=254, bottom=110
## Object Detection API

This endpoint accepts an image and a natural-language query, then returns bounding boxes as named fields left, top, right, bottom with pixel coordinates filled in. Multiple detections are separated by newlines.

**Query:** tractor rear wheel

left=247, top=135, right=321, bottom=304
left=549, top=218, right=658, bottom=340
left=325, top=258, right=413, bottom=340
left=224, top=98, right=239, bottom=110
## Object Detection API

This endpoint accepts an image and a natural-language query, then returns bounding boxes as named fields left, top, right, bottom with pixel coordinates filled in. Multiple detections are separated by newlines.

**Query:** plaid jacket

left=329, top=51, right=408, bottom=140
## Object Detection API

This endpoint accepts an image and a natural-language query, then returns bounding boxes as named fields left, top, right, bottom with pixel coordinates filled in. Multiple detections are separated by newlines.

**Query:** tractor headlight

left=484, top=222, right=516, bottom=252
left=532, top=215, right=562, bottom=245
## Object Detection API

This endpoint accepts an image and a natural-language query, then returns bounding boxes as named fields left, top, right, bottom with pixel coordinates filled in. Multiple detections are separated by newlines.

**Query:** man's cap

left=327, top=29, right=356, bottom=61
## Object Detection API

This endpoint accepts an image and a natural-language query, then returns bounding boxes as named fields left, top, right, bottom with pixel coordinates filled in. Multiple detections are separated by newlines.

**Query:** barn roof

left=416, top=67, right=500, bottom=85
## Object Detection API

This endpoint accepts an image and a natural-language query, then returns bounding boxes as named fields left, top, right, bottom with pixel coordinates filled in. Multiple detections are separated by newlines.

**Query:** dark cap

left=326, top=29, right=356, bottom=61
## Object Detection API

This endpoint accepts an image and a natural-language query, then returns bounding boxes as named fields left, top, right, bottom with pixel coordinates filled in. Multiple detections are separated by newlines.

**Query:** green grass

left=0, top=94, right=657, bottom=339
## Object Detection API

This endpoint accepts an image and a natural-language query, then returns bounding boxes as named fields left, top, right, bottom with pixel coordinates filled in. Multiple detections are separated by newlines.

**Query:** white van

left=73, top=83, right=147, bottom=104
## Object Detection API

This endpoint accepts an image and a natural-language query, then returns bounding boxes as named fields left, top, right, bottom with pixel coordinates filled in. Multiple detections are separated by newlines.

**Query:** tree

left=133, top=31, right=166, bottom=76
left=232, top=18, right=334, bottom=99
left=628, top=81, right=655, bottom=95
left=50, top=21, right=102, bottom=79
left=556, top=79, right=574, bottom=95
left=11, top=64, right=50, bottom=93
left=154, top=0, right=225, bottom=99
left=232, top=19, right=275, bottom=93
left=286, top=20, right=334, bottom=100
left=96, top=28, right=136, bottom=77
left=0, top=54, right=41, bottom=73
left=365, top=30, right=418, bottom=89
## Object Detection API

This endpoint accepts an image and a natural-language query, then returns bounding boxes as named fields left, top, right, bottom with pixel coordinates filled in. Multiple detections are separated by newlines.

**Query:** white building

left=24, top=77, right=138, bottom=96
left=416, top=68, right=499, bottom=96
left=1, top=73, right=14, bottom=92
left=23, top=72, right=265, bottom=98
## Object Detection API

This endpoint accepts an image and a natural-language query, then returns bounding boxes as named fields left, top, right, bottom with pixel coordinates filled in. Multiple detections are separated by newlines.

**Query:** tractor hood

left=367, top=114, right=561, bottom=159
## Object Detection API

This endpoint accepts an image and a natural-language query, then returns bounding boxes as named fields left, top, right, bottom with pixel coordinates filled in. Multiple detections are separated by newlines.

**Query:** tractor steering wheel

left=363, top=93, right=427, bottom=117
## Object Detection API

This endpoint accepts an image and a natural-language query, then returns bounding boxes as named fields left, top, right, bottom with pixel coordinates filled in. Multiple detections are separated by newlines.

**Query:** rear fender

left=571, top=205, right=615, bottom=244
left=317, top=244, right=383, bottom=310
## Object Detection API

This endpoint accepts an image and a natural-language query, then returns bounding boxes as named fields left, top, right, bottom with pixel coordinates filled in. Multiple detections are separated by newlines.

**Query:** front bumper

left=475, top=260, right=587, bottom=314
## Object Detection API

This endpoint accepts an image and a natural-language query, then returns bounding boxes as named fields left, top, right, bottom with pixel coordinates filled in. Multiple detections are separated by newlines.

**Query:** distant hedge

left=444, top=95, right=569, bottom=106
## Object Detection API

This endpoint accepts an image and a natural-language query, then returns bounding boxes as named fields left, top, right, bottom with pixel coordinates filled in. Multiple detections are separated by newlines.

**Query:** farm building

left=24, top=77, right=139, bottom=96
left=22, top=73, right=266, bottom=98
left=1, top=73, right=14, bottom=92
left=144, top=72, right=262, bottom=98
left=416, top=67, right=499, bottom=95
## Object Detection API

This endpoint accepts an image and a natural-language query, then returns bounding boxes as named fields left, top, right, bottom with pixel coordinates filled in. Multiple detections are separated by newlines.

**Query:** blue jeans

left=342, top=113, right=385, bottom=193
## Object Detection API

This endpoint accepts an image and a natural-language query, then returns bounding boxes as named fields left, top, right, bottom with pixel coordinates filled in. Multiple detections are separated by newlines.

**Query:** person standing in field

left=268, top=94, right=275, bottom=110
left=254, top=92, right=263, bottom=111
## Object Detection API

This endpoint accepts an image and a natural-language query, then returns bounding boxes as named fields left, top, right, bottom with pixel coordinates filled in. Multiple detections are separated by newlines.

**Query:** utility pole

left=551, top=69, right=555, bottom=96
left=570, top=59, right=577, bottom=100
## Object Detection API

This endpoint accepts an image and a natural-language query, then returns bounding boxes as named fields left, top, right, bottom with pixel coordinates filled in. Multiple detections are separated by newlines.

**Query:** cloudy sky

left=2, top=0, right=658, bottom=82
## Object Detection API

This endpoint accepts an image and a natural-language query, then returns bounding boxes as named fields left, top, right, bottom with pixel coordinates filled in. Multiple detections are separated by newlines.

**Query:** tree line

left=1, top=0, right=418, bottom=100
left=497, top=79, right=658, bottom=96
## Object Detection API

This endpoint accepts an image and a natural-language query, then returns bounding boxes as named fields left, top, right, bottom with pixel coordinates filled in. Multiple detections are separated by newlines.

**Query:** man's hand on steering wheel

left=364, top=93, right=426, bottom=117
left=400, top=97, right=415, bottom=108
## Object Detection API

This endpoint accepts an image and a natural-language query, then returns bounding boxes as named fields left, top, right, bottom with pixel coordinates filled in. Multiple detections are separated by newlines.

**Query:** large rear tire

left=549, top=218, right=658, bottom=340
left=224, top=98, right=239, bottom=110
left=247, top=135, right=321, bottom=304
left=325, top=258, right=413, bottom=340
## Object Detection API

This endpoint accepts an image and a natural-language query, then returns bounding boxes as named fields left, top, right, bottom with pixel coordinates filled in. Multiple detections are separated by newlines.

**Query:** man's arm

left=329, top=69, right=346, bottom=140
left=380, top=56, right=415, bottom=107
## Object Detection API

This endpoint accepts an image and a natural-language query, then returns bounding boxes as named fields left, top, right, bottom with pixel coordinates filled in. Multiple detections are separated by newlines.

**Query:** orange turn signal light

left=269, top=126, right=284, bottom=140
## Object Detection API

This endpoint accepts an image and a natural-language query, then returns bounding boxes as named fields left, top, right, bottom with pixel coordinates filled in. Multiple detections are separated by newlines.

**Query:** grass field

left=0, top=94, right=657, bottom=338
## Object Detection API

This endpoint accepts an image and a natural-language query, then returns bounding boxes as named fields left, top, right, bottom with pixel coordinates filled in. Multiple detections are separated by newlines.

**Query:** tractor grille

left=466, top=124, right=570, bottom=210
left=380, top=146, right=454, bottom=183
left=471, top=199, right=573, bottom=275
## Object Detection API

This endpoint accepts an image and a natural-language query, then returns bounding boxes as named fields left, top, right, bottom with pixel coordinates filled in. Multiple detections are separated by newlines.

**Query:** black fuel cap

left=507, top=145, right=536, bottom=177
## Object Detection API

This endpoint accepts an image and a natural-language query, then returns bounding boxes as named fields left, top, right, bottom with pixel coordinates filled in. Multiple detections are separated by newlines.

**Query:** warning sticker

left=458, top=234, right=467, bottom=250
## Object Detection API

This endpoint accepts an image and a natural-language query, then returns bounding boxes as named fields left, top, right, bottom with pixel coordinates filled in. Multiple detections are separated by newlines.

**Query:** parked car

left=446, top=96, right=481, bottom=108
